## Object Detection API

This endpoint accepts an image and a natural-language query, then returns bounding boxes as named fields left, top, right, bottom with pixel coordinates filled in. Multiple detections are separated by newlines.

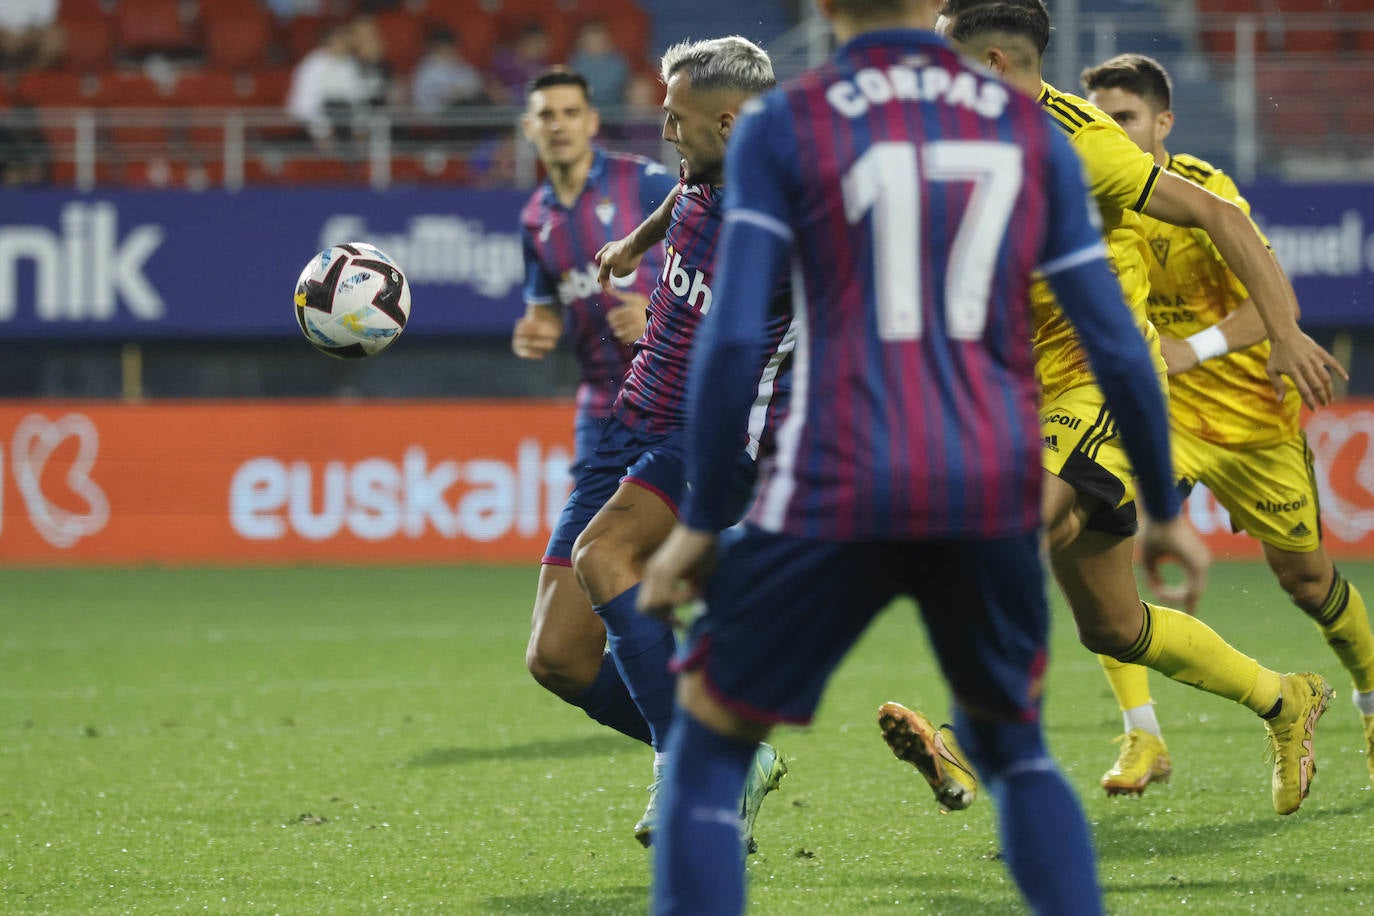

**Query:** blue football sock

left=954, top=711, right=1102, bottom=915
left=593, top=584, right=677, bottom=750
left=568, top=651, right=652, bottom=746
left=653, top=714, right=754, bottom=916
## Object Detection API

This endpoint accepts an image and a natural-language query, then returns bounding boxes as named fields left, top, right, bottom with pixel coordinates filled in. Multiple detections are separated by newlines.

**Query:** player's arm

left=1161, top=298, right=1266, bottom=375
left=513, top=230, right=563, bottom=359
left=639, top=99, right=792, bottom=619
left=1142, top=170, right=1344, bottom=405
left=597, top=185, right=680, bottom=290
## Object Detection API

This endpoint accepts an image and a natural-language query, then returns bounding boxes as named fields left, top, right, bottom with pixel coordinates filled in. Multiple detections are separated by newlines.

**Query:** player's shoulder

left=519, top=188, right=549, bottom=229
left=1038, top=82, right=1119, bottom=137
left=1166, top=152, right=1230, bottom=191
left=603, top=148, right=672, bottom=179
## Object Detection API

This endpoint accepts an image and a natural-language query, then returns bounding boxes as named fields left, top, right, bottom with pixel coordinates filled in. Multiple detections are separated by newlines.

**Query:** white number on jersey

left=842, top=140, right=1023, bottom=342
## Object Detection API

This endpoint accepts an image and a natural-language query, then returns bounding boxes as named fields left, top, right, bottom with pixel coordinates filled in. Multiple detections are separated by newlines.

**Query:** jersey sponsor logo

left=660, top=247, right=713, bottom=312
left=1254, top=494, right=1309, bottom=513
left=0, top=413, right=110, bottom=548
left=1045, top=411, right=1082, bottom=431
left=1149, top=307, right=1197, bottom=327
left=1149, top=237, right=1170, bottom=267
left=558, top=263, right=638, bottom=303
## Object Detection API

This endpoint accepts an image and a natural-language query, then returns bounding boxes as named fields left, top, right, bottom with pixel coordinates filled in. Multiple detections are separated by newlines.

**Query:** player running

left=556, top=36, right=793, bottom=849
left=635, top=0, right=1197, bottom=910
left=514, top=67, right=677, bottom=751
left=877, top=0, right=1342, bottom=817
left=1081, top=52, right=1374, bottom=789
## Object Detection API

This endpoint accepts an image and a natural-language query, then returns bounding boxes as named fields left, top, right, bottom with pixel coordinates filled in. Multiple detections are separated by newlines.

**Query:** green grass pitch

left=2, top=562, right=1372, bottom=914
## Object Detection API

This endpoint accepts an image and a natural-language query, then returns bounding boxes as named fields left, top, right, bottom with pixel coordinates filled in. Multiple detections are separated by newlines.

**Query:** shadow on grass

left=1092, top=797, right=1373, bottom=861
left=405, top=734, right=631, bottom=767
left=486, top=883, right=647, bottom=914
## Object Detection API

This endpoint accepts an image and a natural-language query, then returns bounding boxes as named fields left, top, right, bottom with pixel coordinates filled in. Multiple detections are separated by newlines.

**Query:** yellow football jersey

left=1031, top=83, right=1166, bottom=402
left=1136, top=153, right=1301, bottom=448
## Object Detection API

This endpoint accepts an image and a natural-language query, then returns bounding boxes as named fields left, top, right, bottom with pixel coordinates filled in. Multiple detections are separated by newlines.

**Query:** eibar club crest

left=595, top=198, right=616, bottom=226
left=1149, top=237, right=1170, bottom=267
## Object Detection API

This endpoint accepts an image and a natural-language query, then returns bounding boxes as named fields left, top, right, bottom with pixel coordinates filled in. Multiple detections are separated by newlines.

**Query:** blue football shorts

left=543, top=414, right=756, bottom=566
left=677, top=526, right=1051, bottom=726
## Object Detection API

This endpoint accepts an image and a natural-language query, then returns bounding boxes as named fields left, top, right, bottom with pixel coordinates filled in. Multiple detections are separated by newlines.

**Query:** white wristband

left=1185, top=325, right=1228, bottom=363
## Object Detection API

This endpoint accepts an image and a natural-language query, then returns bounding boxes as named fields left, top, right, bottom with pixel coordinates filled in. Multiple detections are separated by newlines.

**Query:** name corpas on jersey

left=659, top=244, right=713, bottom=313
left=824, top=62, right=1010, bottom=120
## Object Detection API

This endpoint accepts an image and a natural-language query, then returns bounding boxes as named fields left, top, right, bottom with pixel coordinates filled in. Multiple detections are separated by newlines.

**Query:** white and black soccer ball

left=294, top=242, right=411, bottom=359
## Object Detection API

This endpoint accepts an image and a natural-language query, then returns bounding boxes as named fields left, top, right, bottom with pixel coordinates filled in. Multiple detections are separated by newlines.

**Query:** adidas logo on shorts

left=1288, top=521, right=1312, bottom=538
left=1044, top=434, right=1059, bottom=452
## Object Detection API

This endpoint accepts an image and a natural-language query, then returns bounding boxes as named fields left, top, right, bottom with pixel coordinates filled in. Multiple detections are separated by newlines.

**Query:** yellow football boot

left=877, top=702, right=977, bottom=812
left=1100, top=729, right=1171, bottom=796
left=1266, top=672, right=1334, bottom=815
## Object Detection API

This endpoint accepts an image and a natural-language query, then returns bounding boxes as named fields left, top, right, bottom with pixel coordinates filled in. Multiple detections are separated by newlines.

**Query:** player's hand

left=1158, top=335, right=1199, bottom=376
left=605, top=291, right=649, bottom=345
left=1138, top=515, right=1210, bottom=615
left=596, top=237, right=646, bottom=291
left=511, top=313, right=561, bottom=359
left=638, top=525, right=719, bottom=625
left=1266, top=330, right=1347, bottom=409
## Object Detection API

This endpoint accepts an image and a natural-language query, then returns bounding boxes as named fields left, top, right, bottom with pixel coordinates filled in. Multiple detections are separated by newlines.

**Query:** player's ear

left=718, top=109, right=736, bottom=139
left=1155, top=109, right=1174, bottom=144
left=984, top=48, right=1009, bottom=77
left=588, top=106, right=601, bottom=137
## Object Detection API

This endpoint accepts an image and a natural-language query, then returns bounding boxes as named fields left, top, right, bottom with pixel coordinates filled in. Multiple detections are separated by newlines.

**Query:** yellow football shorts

left=1041, top=384, right=1139, bottom=537
left=1171, top=424, right=1321, bottom=553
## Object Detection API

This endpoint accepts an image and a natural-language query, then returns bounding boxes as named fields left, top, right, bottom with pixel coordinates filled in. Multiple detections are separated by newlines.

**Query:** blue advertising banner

left=0, top=183, right=1369, bottom=340
left=0, top=189, right=529, bottom=339
left=1243, top=182, right=1374, bottom=328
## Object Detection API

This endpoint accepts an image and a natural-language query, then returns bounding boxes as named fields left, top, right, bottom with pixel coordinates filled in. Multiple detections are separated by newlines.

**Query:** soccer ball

left=294, top=242, right=411, bottom=359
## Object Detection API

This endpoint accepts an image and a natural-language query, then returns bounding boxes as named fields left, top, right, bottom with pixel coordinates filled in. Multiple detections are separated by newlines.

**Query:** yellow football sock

left=1311, top=572, right=1374, bottom=693
left=1120, top=603, right=1282, bottom=716
left=1098, top=654, right=1153, bottom=710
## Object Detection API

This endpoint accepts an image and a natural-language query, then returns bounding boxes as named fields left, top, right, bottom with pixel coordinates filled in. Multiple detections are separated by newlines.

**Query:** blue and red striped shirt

left=614, top=179, right=793, bottom=452
left=681, top=29, right=1178, bottom=537
left=521, top=148, right=677, bottom=416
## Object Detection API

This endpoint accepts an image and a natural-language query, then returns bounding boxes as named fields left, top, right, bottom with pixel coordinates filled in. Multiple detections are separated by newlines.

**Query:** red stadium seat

left=1281, top=28, right=1341, bottom=52
left=205, top=13, right=275, bottom=71
left=373, top=11, right=425, bottom=73
left=1263, top=106, right=1332, bottom=140
left=61, top=16, right=115, bottom=71
left=115, top=0, right=198, bottom=58
left=244, top=68, right=293, bottom=106
left=93, top=72, right=169, bottom=106
left=57, top=0, right=110, bottom=21
left=13, top=71, right=97, bottom=106
left=170, top=69, right=246, bottom=107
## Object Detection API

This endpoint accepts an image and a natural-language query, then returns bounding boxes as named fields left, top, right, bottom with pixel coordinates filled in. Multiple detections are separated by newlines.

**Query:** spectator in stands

left=489, top=22, right=552, bottom=104
left=411, top=26, right=487, bottom=114
left=351, top=14, right=399, bottom=109
left=0, top=105, right=50, bottom=186
left=570, top=19, right=629, bottom=106
left=0, top=0, right=62, bottom=71
left=286, top=21, right=367, bottom=143
left=606, top=71, right=664, bottom=151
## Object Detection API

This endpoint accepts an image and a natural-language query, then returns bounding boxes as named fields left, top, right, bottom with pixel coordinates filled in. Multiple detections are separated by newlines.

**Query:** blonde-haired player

left=877, top=0, right=1346, bottom=817
left=1079, top=51, right=1374, bottom=790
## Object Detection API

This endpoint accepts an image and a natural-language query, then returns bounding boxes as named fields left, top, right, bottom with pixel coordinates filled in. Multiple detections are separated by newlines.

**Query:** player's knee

left=1267, top=554, right=1332, bottom=614
left=571, top=532, right=634, bottom=603
left=525, top=638, right=593, bottom=699
left=1074, top=616, right=1137, bottom=658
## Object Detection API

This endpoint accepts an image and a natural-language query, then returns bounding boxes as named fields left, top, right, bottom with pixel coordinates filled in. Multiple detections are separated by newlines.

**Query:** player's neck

left=831, top=14, right=934, bottom=44
left=1154, top=145, right=1170, bottom=166
left=547, top=152, right=595, bottom=206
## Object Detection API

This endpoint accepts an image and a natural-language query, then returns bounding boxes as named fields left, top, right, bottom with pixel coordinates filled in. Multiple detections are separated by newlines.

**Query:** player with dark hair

left=553, top=38, right=791, bottom=849
left=515, top=66, right=675, bottom=754
left=876, top=0, right=1339, bottom=816
left=634, top=0, right=1200, bottom=910
left=1082, top=51, right=1374, bottom=787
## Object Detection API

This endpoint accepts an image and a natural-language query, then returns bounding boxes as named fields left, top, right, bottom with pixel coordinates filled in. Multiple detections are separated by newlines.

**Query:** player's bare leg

left=573, top=480, right=679, bottom=607
left=1051, top=498, right=1332, bottom=812
left=1264, top=542, right=1374, bottom=782
left=527, top=563, right=608, bottom=698
left=525, top=562, right=652, bottom=745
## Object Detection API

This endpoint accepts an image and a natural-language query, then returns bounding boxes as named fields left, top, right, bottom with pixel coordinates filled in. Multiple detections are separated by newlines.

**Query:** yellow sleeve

left=1070, top=120, right=1162, bottom=216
